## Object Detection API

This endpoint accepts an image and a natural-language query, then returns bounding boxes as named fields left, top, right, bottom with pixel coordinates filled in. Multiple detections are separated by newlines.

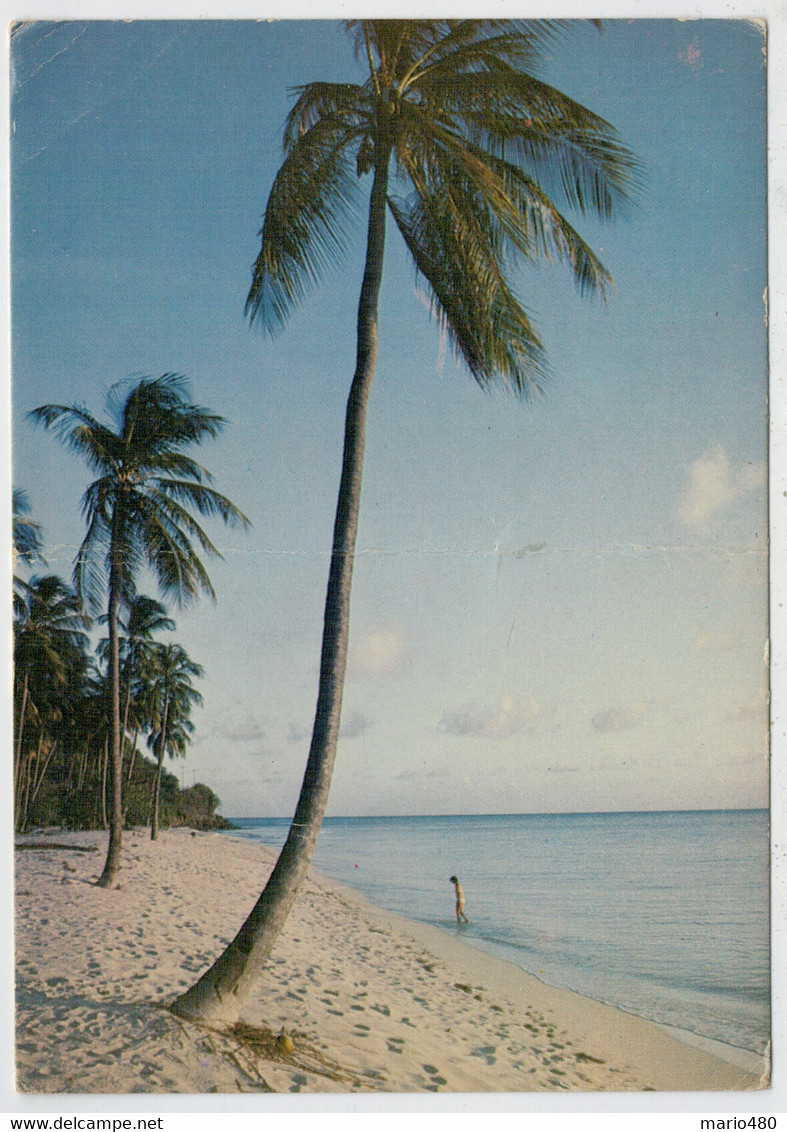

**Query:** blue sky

left=10, top=18, right=769, bottom=817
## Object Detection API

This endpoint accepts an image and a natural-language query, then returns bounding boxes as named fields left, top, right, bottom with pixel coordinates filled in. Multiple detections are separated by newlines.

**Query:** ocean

left=225, top=809, right=770, bottom=1057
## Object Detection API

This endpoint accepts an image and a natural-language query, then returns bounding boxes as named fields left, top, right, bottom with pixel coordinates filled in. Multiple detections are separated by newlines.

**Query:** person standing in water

left=450, top=875, right=470, bottom=923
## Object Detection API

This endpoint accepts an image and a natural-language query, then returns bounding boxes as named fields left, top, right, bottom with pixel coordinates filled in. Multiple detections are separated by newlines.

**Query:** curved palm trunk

left=121, top=681, right=132, bottom=779
left=98, top=519, right=124, bottom=888
left=171, top=157, right=390, bottom=1024
left=14, top=668, right=29, bottom=804
left=27, top=739, right=58, bottom=820
left=100, top=737, right=109, bottom=829
left=151, top=695, right=169, bottom=841
left=127, top=724, right=140, bottom=783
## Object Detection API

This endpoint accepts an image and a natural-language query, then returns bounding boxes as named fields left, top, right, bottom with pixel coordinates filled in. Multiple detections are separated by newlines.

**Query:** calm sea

left=225, top=810, right=770, bottom=1056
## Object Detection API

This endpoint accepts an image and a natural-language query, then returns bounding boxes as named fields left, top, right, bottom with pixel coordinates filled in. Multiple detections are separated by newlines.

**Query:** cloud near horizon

left=692, top=627, right=736, bottom=653
left=349, top=625, right=409, bottom=677
left=726, top=687, right=769, bottom=723
left=677, top=445, right=765, bottom=529
left=288, top=710, right=374, bottom=743
left=591, top=702, right=647, bottom=733
left=204, top=713, right=265, bottom=744
left=439, top=695, right=541, bottom=739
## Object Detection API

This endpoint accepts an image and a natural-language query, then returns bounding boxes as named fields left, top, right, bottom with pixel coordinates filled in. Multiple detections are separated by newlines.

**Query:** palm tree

left=172, top=19, right=638, bottom=1023
left=31, top=374, right=250, bottom=887
left=98, top=595, right=177, bottom=782
left=14, top=574, right=89, bottom=830
left=146, top=643, right=203, bottom=840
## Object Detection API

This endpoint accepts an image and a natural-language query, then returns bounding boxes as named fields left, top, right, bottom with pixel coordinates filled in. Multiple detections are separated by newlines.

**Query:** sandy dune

left=14, top=828, right=767, bottom=1095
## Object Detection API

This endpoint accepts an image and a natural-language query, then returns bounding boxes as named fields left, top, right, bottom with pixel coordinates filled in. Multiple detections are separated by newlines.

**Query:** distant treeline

left=17, top=742, right=233, bottom=835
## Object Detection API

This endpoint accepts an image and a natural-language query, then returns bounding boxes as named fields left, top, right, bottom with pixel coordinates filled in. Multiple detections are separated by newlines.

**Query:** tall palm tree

left=146, top=642, right=203, bottom=840
left=172, top=19, right=638, bottom=1023
left=31, top=374, right=250, bottom=887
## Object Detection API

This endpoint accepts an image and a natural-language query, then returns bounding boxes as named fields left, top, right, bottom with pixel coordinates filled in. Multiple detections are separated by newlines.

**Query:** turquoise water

left=225, top=810, right=770, bottom=1055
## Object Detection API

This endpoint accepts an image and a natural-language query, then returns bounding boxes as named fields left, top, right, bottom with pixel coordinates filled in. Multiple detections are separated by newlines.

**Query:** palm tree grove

left=18, top=375, right=250, bottom=876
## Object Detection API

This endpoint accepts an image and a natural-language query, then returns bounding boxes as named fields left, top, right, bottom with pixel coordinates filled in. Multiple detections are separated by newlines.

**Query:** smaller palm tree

left=31, top=374, right=250, bottom=886
left=98, top=595, right=176, bottom=780
left=146, top=643, right=203, bottom=840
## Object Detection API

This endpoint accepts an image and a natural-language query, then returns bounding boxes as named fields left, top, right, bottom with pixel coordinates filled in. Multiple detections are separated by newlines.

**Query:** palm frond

left=130, top=492, right=218, bottom=607
left=417, top=64, right=642, bottom=217
left=28, top=404, right=124, bottom=475
left=401, top=114, right=613, bottom=297
left=74, top=482, right=113, bottom=613
left=117, top=374, right=227, bottom=453
left=246, top=108, right=365, bottom=331
left=283, top=81, right=369, bottom=147
left=388, top=193, right=548, bottom=395
left=152, top=478, right=251, bottom=531
left=12, top=488, right=45, bottom=566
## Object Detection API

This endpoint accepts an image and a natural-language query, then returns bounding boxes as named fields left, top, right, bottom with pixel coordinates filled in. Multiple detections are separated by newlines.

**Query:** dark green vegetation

left=172, top=19, right=639, bottom=1024
left=13, top=558, right=232, bottom=836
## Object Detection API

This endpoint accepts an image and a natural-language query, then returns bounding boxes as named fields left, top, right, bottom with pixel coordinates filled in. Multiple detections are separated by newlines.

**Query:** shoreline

left=220, top=825, right=768, bottom=1069
left=14, top=827, right=768, bottom=1094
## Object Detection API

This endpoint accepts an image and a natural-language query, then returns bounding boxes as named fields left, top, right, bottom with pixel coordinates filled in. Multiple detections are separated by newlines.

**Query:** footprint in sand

left=471, top=1045, right=497, bottom=1066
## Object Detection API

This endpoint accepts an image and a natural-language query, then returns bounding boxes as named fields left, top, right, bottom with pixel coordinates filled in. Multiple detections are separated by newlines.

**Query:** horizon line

left=223, top=806, right=768, bottom=821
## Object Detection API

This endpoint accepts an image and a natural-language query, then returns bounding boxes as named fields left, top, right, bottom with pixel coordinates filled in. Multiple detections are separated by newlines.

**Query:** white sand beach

left=14, top=828, right=768, bottom=1096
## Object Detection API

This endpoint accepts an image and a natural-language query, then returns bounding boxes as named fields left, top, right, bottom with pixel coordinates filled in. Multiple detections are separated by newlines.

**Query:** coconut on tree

left=31, top=374, right=250, bottom=887
left=172, top=19, right=639, bottom=1024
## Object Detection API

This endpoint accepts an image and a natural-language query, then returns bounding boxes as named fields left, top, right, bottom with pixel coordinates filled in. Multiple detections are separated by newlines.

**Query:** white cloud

left=677, top=445, right=765, bottom=529
left=349, top=625, right=409, bottom=676
left=692, top=628, right=735, bottom=653
left=726, top=687, right=770, bottom=723
left=439, top=695, right=541, bottom=739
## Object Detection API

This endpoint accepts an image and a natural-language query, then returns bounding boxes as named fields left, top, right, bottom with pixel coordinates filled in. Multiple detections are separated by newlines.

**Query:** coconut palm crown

left=247, top=19, right=639, bottom=390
